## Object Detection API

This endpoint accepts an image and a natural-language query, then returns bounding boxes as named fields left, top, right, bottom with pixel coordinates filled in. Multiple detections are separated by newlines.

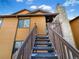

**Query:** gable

left=33, top=11, right=47, bottom=14
left=30, top=10, right=50, bottom=14
left=12, top=9, right=30, bottom=15
left=16, top=10, right=29, bottom=15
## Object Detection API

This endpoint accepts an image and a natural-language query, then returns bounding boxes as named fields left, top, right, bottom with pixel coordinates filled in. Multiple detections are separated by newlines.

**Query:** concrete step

left=31, top=53, right=58, bottom=59
left=35, top=39, right=50, bottom=42
left=36, top=36, right=49, bottom=39
left=33, top=46, right=54, bottom=51
left=35, top=42, right=52, bottom=45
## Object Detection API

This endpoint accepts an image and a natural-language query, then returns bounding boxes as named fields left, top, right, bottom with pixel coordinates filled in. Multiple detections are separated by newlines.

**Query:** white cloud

left=16, top=0, right=23, bottom=2
left=16, top=0, right=33, bottom=3
left=30, top=5, right=37, bottom=9
left=27, top=0, right=33, bottom=2
left=70, top=9, right=75, bottom=12
left=67, top=8, right=77, bottom=19
left=63, top=0, right=79, bottom=6
left=68, top=14, right=77, bottom=20
left=26, top=0, right=34, bottom=5
left=39, top=5, right=52, bottom=11
left=30, top=5, right=54, bottom=13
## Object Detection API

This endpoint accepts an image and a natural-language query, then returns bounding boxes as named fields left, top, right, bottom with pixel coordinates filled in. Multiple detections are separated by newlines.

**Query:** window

left=18, top=20, right=24, bottom=28
left=0, top=18, right=2, bottom=27
left=18, top=19, right=30, bottom=28
left=15, top=41, right=23, bottom=49
left=13, top=41, right=23, bottom=53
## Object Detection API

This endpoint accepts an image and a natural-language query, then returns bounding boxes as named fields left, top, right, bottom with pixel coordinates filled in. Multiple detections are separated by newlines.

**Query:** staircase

left=31, top=35, right=58, bottom=59
left=13, top=24, right=79, bottom=59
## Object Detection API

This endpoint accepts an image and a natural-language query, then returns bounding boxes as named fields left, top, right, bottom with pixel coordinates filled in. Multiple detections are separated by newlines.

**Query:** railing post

left=12, top=26, right=37, bottom=59
left=47, top=22, right=79, bottom=59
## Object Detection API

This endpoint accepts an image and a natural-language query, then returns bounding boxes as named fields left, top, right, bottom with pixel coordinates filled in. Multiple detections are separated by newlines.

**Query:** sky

left=0, top=0, right=79, bottom=20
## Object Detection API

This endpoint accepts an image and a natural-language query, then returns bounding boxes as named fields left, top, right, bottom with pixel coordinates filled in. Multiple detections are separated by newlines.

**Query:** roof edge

left=70, top=16, right=79, bottom=22
left=29, top=9, right=52, bottom=14
left=0, top=13, right=58, bottom=18
left=12, top=9, right=31, bottom=15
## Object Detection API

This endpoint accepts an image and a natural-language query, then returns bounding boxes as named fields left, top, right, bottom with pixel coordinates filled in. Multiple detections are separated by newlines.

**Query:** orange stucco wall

left=16, top=17, right=30, bottom=41
left=0, top=15, right=47, bottom=59
left=30, top=16, right=46, bottom=35
left=16, top=16, right=46, bottom=41
left=70, top=18, right=79, bottom=49
left=16, top=28, right=29, bottom=41
left=0, top=18, right=18, bottom=59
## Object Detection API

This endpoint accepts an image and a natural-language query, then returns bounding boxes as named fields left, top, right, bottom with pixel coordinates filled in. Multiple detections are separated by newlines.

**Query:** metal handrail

left=12, top=25, right=37, bottom=59
left=48, top=22, right=79, bottom=59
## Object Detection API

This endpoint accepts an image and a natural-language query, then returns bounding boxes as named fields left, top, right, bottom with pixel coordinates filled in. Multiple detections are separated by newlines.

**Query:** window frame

left=18, top=18, right=30, bottom=28
left=13, top=40, right=23, bottom=53
left=15, top=40, right=23, bottom=49
left=23, top=19, right=30, bottom=28
left=0, top=18, right=3, bottom=27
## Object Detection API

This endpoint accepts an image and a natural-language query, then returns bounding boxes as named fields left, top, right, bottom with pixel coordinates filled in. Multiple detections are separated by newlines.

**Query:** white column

left=55, top=4, right=76, bottom=47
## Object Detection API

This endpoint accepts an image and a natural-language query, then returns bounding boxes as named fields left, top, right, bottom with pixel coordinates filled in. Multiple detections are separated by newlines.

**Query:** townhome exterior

left=0, top=4, right=79, bottom=59
left=0, top=9, right=58, bottom=59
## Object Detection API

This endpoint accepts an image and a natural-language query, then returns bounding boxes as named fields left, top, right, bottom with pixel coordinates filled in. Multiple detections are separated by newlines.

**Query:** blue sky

left=0, top=0, right=79, bottom=19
